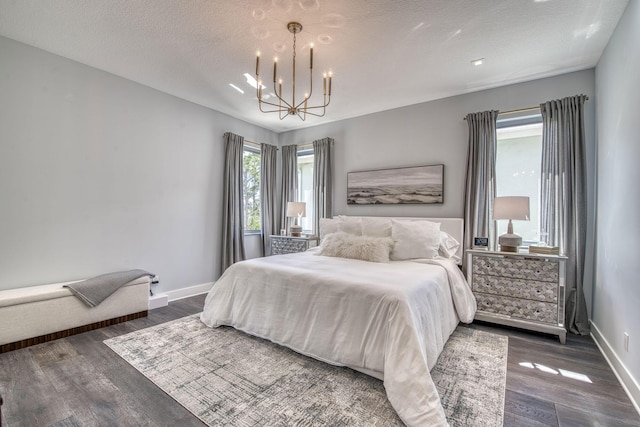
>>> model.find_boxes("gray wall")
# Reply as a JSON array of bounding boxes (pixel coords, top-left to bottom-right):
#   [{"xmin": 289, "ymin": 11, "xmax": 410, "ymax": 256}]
[
  {"xmin": 0, "ymin": 35, "xmax": 600, "ymax": 326},
  {"xmin": 279, "ymin": 70, "xmax": 595, "ymax": 216},
  {"xmin": 0, "ymin": 36, "xmax": 278, "ymax": 293},
  {"xmin": 279, "ymin": 70, "xmax": 597, "ymax": 313},
  {"xmin": 594, "ymin": 0, "xmax": 640, "ymax": 394}
]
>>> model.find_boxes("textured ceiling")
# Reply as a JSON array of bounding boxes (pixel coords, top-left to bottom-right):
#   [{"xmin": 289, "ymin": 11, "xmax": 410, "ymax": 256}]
[{"xmin": 0, "ymin": 0, "xmax": 628, "ymax": 133}]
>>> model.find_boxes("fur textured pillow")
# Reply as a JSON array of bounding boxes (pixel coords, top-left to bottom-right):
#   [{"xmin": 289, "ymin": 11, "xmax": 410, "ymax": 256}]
[{"xmin": 318, "ymin": 232, "xmax": 395, "ymax": 263}]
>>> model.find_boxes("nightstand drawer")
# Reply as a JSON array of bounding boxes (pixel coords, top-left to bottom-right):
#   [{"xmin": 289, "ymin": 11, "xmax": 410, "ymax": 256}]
[
  {"xmin": 272, "ymin": 238, "xmax": 308, "ymax": 254},
  {"xmin": 473, "ymin": 255, "xmax": 559, "ymax": 282},
  {"xmin": 473, "ymin": 275, "xmax": 557, "ymax": 303},
  {"xmin": 475, "ymin": 293, "xmax": 557, "ymax": 324},
  {"xmin": 270, "ymin": 235, "xmax": 318, "ymax": 255}
]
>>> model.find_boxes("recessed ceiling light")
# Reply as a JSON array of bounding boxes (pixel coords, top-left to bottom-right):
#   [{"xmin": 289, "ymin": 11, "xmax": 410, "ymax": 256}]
[
  {"xmin": 471, "ymin": 58, "xmax": 484, "ymax": 66},
  {"xmin": 229, "ymin": 83, "xmax": 244, "ymax": 94}
]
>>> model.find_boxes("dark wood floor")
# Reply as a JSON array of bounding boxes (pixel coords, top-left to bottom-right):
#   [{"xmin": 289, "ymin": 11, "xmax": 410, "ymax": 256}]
[{"xmin": 1, "ymin": 294, "xmax": 638, "ymax": 427}]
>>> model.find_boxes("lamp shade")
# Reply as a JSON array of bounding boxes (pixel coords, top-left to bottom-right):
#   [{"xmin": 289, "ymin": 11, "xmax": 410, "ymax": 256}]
[
  {"xmin": 493, "ymin": 196, "xmax": 530, "ymax": 221},
  {"xmin": 286, "ymin": 202, "xmax": 306, "ymax": 218}
]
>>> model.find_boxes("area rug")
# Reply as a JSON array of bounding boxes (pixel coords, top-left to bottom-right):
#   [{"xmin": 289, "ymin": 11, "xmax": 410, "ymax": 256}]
[{"xmin": 104, "ymin": 314, "xmax": 507, "ymax": 426}]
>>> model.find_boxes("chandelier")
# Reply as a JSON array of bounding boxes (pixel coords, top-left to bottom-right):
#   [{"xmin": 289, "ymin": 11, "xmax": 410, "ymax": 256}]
[{"xmin": 255, "ymin": 22, "xmax": 332, "ymax": 120}]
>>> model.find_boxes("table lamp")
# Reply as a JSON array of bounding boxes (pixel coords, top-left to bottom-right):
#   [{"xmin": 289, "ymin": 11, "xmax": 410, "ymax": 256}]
[
  {"xmin": 493, "ymin": 196, "xmax": 530, "ymax": 252},
  {"xmin": 286, "ymin": 202, "xmax": 306, "ymax": 237}
]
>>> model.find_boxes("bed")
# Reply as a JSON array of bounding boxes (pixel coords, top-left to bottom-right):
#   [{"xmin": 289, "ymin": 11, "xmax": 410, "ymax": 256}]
[{"xmin": 200, "ymin": 217, "xmax": 476, "ymax": 426}]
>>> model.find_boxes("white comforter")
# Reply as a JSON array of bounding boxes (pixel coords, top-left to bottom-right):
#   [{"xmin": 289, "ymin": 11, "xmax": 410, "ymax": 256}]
[{"xmin": 200, "ymin": 250, "xmax": 476, "ymax": 426}]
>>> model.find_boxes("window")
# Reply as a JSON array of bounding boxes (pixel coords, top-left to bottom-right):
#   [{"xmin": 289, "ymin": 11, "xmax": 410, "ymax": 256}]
[
  {"xmin": 243, "ymin": 143, "xmax": 261, "ymax": 233},
  {"xmin": 495, "ymin": 113, "xmax": 543, "ymax": 245},
  {"xmin": 297, "ymin": 147, "xmax": 314, "ymax": 233}
]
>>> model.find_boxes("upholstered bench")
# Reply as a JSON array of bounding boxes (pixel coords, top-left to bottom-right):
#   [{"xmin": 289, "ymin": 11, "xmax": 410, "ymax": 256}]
[{"xmin": 0, "ymin": 276, "xmax": 150, "ymax": 353}]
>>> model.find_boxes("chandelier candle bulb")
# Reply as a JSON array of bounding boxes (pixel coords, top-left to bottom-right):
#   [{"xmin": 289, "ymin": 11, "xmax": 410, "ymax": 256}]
[
  {"xmin": 329, "ymin": 75, "xmax": 332, "ymax": 95},
  {"xmin": 310, "ymin": 46, "xmax": 313, "ymax": 69},
  {"xmin": 273, "ymin": 58, "xmax": 277, "ymax": 83},
  {"xmin": 256, "ymin": 53, "xmax": 260, "ymax": 76},
  {"xmin": 323, "ymin": 74, "xmax": 327, "ymax": 95}
]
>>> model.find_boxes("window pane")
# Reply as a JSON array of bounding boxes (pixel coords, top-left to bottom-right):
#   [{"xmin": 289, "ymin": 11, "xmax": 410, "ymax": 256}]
[
  {"xmin": 298, "ymin": 152, "xmax": 314, "ymax": 233},
  {"xmin": 496, "ymin": 122, "xmax": 542, "ymax": 244},
  {"xmin": 243, "ymin": 148, "xmax": 261, "ymax": 232}
]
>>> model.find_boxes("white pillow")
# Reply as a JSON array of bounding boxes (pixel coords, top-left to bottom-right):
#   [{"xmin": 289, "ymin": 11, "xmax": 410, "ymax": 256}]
[
  {"xmin": 319, "ymin": 218, "xmax": 340, "ymax": 240},
  {"xmin": 439, "ymin": 231, "xmax": 461, "ymax": 261},
  {"xmin": 318, "ymin": 232, "xmax": 394, "ymax": 263},
  {"xmin": 390, "ymin": 219, "xmax": 441, "ymax": 260},
  {"xmin": 361, "ymin": 217, "xmax": 392, "ymax": 237},
  {"xmin": 337, "ymin": 216, "xmax": 363, "ymax": 235}
]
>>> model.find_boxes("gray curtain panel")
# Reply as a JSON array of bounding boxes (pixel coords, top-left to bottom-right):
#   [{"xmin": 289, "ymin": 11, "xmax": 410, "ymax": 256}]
[
  {"xmin": 540, "ymin": 94, "xmax": 590, "ymax": 335},
  {"xmin": 280, "ymin": 144, "xmax": 298, "ymax": 234},
  {"xmin": 312, "ymin": 137, "xmax": 334, "ymax": 235},
  {"xmin": 221, "ymin": 132, "xmax": 246, "ymax": 272},
  {"xmin": 463, "ymin": 110, "xmax": 499, "ymax": 271},
  {"xmin": 260, "ymin": 143, "xmax": 278, "ymax": 256}
]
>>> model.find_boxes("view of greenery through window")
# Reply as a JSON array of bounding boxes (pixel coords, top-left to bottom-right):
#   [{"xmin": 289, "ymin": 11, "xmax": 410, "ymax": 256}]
[
  {"xmin": 242, "ymin": 145, "xmax": 314, "ymax": 234},
  {"xmin": 243, "ymin": 148, "xmax": 261, "ymax": 232}
]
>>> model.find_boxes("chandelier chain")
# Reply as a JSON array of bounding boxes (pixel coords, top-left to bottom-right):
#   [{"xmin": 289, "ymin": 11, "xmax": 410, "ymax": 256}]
[{"xmin": 293, "ymin": 32, "xmax": 296, "ymax": 62}]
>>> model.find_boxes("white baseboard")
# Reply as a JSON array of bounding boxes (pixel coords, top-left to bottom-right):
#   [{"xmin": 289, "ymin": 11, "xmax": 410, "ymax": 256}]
[
  {"xmin": 148, "ymin": 293, "xmax": 169, "ymax": 310},
  {"xmin": 165, "ymin": 282, "xmax": 213, "ymax": 302},
  {"xmin": 590, "ymin": 320, "xmax": 640, "ymax": 415}
]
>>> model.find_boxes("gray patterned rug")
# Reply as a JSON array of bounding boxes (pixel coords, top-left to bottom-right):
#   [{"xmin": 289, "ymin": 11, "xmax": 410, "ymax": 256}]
[{"xmin": 104, "ymin": 315, "xmax": 507, "ymax": 426}]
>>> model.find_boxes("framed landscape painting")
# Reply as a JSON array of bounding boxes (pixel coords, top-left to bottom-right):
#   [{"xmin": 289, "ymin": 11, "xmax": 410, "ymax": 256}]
[{"xmin": 347, "ymin": 164, "xmax": 444, "ymax": 205}]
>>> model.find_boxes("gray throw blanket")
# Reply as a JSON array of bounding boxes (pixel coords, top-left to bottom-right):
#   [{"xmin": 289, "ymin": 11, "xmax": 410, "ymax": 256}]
[{"xmin": 63, "ymin": 269, "xmax": 153, "ymax": 308}]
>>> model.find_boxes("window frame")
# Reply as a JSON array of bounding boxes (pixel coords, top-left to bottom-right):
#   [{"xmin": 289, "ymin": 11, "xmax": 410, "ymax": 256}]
[
  {"xmin": 297, "ymin": 146, "xmax": 314, "ymax": 234},
  {"xmin": 242, "ymin": 141, "xmax": 262, "ymax": 235},
  {"xmin": 495, "ymin": 111, "xmax": 543, "ymax": 246}
]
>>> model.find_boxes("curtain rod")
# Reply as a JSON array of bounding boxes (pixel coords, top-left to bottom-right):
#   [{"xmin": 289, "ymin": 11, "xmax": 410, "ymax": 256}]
[
  {"xmin": 463, "ymin": 96, "xmax": 589, "ymax": 120},
  {"xmin": 245, "ymin": 140, "xmax": 315, "ymax": 151},
  {"xmin": 245, "ymin": 140, "xmax": 282, "ymax": 150}
]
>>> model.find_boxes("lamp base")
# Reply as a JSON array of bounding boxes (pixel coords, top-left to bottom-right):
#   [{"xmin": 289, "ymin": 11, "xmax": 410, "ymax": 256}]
[
  {"xmin": 499, "ymin": 233, "xmax": 522, "ymax": 253},
  {"xmin": 290, "ymin": 225, "xmax": 302, "ymax": 237}
]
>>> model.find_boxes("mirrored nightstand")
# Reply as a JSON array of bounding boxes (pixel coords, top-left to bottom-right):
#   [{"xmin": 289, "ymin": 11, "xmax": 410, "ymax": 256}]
[
  {"xmin": 270, "ymin": 235, "xmax": 318, "ymax": 255},
  {"xmin": 467, "ymin": 249, "xmax": 567, "ymax": 344}
]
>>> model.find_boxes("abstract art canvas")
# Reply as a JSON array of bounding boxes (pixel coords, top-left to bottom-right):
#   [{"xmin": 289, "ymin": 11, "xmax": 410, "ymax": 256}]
[{"xmin": 347, "ymin": 164, "xmax": 444, "ymax": 205}]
